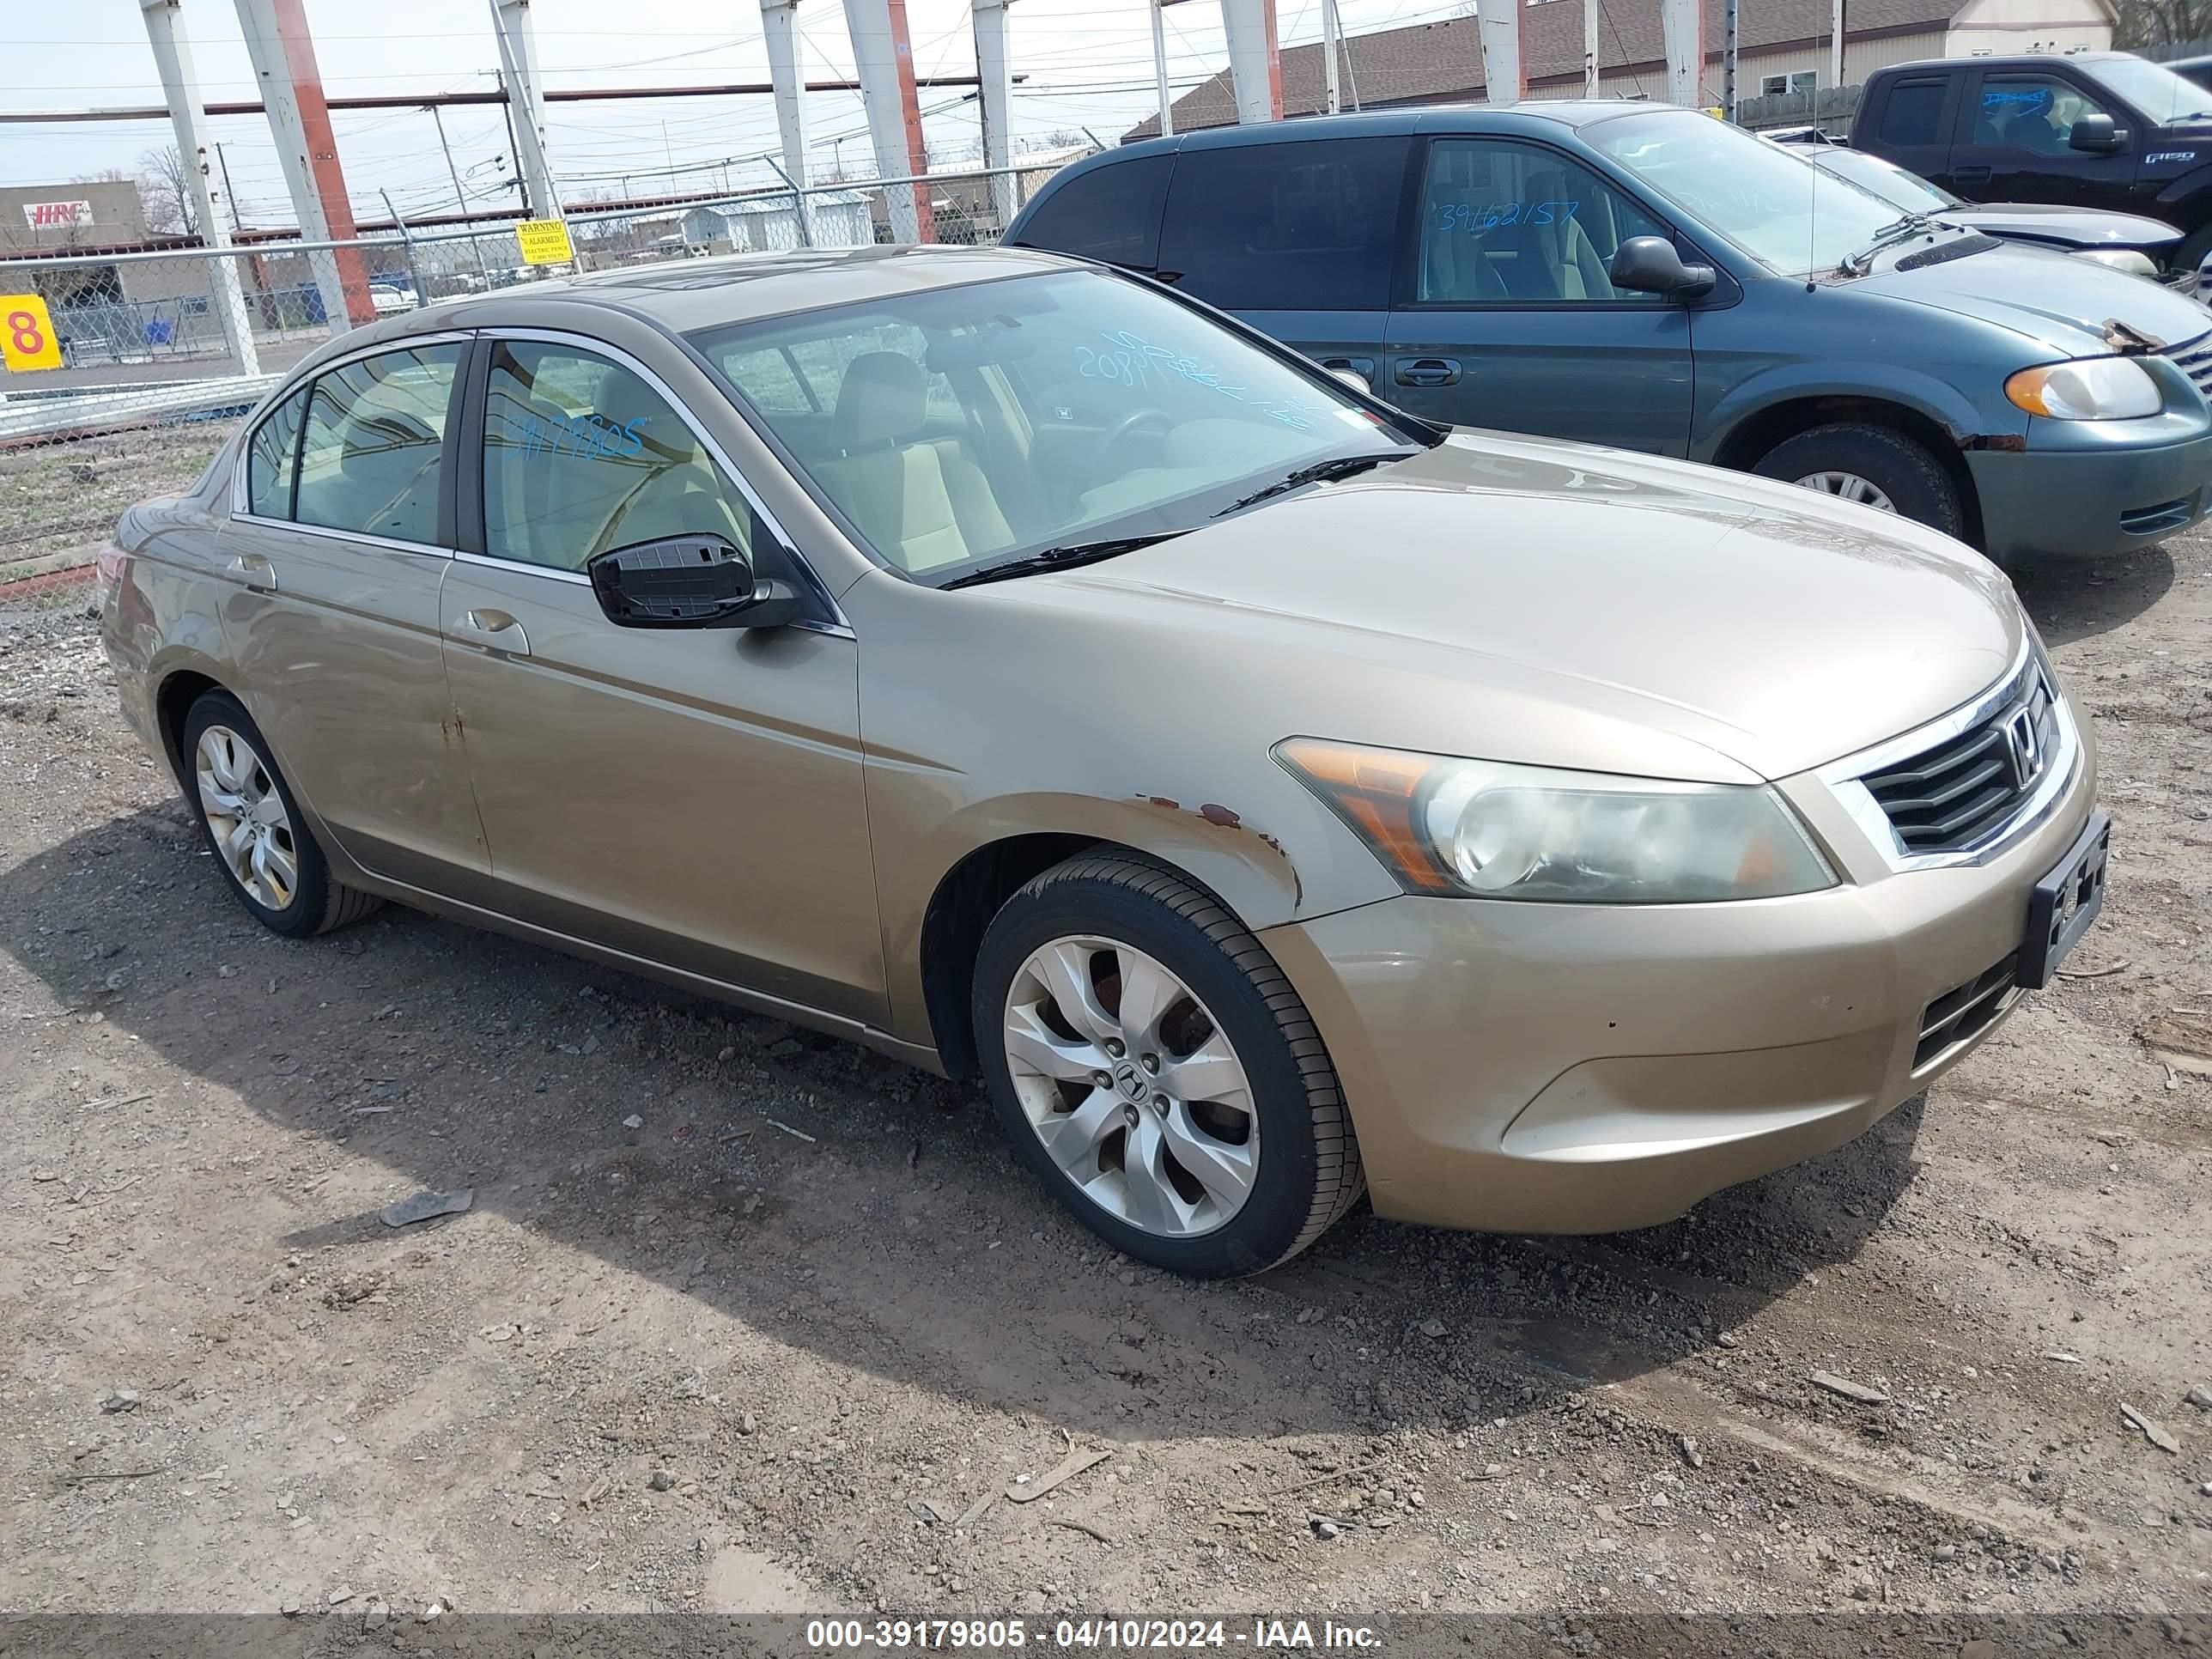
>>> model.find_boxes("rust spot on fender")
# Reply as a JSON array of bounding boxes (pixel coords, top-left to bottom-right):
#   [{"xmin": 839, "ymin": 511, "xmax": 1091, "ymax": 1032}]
[{"xmin": 1197, "ymin": 803, "xmax": 1241, "ymax": 828}]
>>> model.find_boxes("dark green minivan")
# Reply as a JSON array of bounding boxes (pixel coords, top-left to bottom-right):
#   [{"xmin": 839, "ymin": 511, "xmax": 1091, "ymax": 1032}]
[{"xmin": 1006, "ymin": 102, "xmax": 2212, "ymax": 562}]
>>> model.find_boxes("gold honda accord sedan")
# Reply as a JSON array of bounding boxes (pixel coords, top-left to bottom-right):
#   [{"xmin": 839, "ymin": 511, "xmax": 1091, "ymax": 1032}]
[{"xmin": 101, "ymin": 246, "xmax": 2108, "ymax": 1275}]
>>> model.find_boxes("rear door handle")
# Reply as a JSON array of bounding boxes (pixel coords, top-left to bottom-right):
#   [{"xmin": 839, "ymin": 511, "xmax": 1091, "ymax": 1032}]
[
  {"xmin": 1319, "ymin": 355, "xmax": 1376, "ymax": 376},
  {"xmin": 223, "ymin": 552, "xmax": 277, "ymax": 592},
  {"xmin": 452, "ymin": 609, "xmax": 531, "ymax": 656},
  {"xmin": 1395, "ymin": 357, "xmax": 1462, "ymax": 388}
]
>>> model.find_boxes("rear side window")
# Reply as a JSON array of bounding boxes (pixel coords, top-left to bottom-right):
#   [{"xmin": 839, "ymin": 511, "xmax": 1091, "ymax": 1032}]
[
  {"xmin": 294, "ymin": 344, "xmax": 463, "ymax": 545},
  {"xmin": 1011, "ymin": 155, "xmax": 1171, "ymax": 269},
  {"xmin": 246, "ymin": 386, "xmax": 307, "ymax": 519},
  {"xmin": 1879, "ymin": 80, "xmax": 1950, "ymax": 147},
  {"xmin": 1158, "ymin": 138, "xmax": 1409, "ymax": 312}
]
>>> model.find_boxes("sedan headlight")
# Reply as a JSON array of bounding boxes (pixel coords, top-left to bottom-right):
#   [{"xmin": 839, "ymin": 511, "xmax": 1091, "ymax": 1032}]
[
  {"xmin": 2004, "ymin": 355, "xmax": 2162, "ymax": 420},
  {"xmin": 1275, "ymin": 740, "xmax": 1836, "ymax": 904},
  {"xmin": 2070, "ymin": 247, "xmax": 2159, "ymax": 278}
]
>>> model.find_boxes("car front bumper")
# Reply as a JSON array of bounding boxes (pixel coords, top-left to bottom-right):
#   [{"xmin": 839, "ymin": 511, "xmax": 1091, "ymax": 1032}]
[
  {"xmin": 1969, "ymin": 421, "xmax": 2212, "ymax": 562},
  {"xmin": 1258, "ymin": 730, "xmax": 2101, "ymax": 1235}
]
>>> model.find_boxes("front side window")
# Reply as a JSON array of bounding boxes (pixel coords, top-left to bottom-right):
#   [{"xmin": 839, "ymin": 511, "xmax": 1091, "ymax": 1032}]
[
  {"xmin": 1158, "ymin": 138, "xmax": 1408, "ymax": 312},
  {"xmin": 246, "ymin": 385, "xmax": 307, "ymax": 519},
  {"xmin": 695, "ymin": 268, "xmax": 1421, "ymax": 584},
  {"xmin": 1415, "ymin": 138, "xmax": 1668, "ymax": 304},
  {"xmin": 1972, "ymin": 75, "xmax": 2107, "ymax": 152},
  {"xmin": 481, "ymin": 341, "xmax": 760, "ymax": 571},
  {"xmin": 294, "ymin": 343, "xmax": 462, "ymax": 544},
  {"xmin": 1009, "ymin": 155, "xmax": 1172, "ymax": 270}
]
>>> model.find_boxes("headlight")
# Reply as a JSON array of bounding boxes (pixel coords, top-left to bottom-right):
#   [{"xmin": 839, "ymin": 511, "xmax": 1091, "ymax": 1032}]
[
  {"xmin": 1274, "ymin": 740, "xmax": 1837, "ymax": 904},
  {"xmin": 2005, "ymin": 355, "xmax": 2162, "ymax": 420},
  {"xmin": 2070, "ymin": 247, "xmax": 2158, "ymax": 277}
]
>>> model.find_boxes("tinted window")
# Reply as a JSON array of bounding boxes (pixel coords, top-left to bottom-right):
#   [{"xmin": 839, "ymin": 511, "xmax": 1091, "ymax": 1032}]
[
  {"xmin": 482, "ymin": 341, "xmax": 761, "ymax": 572},
  {"xmin": 1415, "ymin": 138, "xmax": 1668, "ymax": 304},
  {"xmin": 246, "ymin": 386, "xmax": 307, "ymax": 519},
  {"xmin": 294, "ymin": 344, "xmax": 461, "ymax": 544},
  {"xmin": 1972, "ymin": 75, "xmax": 2106, "ymax": 151},
  {"xmin": 1156, "ymin": 138, "xmax": 1407, "ymax": 312},
  {"xmin": 1879, "ymin": 80, "xmax": 1948, "ymax": 147},
  {"xmin": 1010, "ymin": 155, "xmax": 1171, "ymax": 269}
]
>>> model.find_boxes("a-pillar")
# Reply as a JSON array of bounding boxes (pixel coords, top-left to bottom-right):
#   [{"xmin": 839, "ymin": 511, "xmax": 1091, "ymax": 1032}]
[
  {"xmin": 231, "ymin": 0, "xmax": 373, "ymax": 331},
  {"xmin": 140, "ymin": 0, "xmax": 258, "ymax": 374},
  {"xmin": 1661, "ymin": 0, "xmax": 1709, "ymax": 106},
  {"xmin": 489, "ymin": 0, "xmax": 562, "ymax": 222},
  {"xmin": 761, "ymin": 0, "xmax": 817, "ymax": 246},
  {"xmin": 1219, "ymin": 0, "xmax": 1282, "ymax": 125},
  {"xmin": 842, "ymin": 0, "xmax": 934, "ymax": 241},
  {"xmin": 1479, "ymin": 0, "xmax": 1527, "ymax": 102},
  {"xmin": 972, "ymin": 0, "xmax": 1015, "ymax": 230}
]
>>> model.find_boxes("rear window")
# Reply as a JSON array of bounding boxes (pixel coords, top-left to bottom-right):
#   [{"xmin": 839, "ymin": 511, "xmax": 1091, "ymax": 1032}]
[
  {"xmin": 1880, "ymin": 80, "xmax": 1949, "ymax": 147},
  {"xmin": 1010, "ymin": 155, "xmax": 1171, "ymax": 270},
  {"xmin": 1158, "ymin": 137, "xmax": 1408, "ymax": 312}
]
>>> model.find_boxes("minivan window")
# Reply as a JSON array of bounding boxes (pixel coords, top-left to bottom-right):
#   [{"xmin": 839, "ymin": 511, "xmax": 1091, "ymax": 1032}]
[
  {"xmin": 1416, "ymin": 137, "xmax": 1668, "ymax": 303},
  {"xmin": 1009, "ymin": 155, "xmax": 1172, "ymax": 269},
  {"xmin": 1878, "ymin": 80, "xmax": 1949, "ymax": 147},
  {"xmin": 2079, "ymin": 54, "xmax": 2212, "ymax": 124},
  {"xmin": 246, "ymin": 386, "xmax": 307, "ymax": 520},
  {"xmin": 1590, "ymin": 108, "xmax": 1906, "ymax": 276},
  {"xmin": 294, "ymin": 343, "xmax": 462, "ymax": 545},
  {"xmin": 696, "ymin": 269, "xmax": 1417, "ymax": 585},
  {"xmin": 481, "ymin": 341, "xmax": 759, "ymax": 571},
  {"xmin": 1157, "ymin": 137, "xmax": 1408, "ymax": 311}
]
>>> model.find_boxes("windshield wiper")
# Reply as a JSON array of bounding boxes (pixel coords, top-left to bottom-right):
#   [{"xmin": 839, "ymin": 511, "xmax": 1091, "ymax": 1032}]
[
  {"xmin": 1212, "ymin": 450, "xmax": 1407, "ymax": 518},
  {"xmin": 941, "ymin": 532, "xmax": 1181, "ymax": 591},
  {"xmin": 1839, "ymin": 213, "xmax": 1942, "ymax": 276}
]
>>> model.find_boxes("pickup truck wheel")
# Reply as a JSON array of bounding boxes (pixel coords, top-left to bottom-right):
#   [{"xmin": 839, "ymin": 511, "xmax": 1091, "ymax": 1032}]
[
  {"xmin": 1753, "ymin": 422, "xmax": 1966, "ymax": 541},
  {"xmin": 972, "ymin": 853, "xmax": 1364, "ymax": 1277},
  {"xmin": 2175, "ymin": 221, "xmax": 2212, "ymax": 283}
]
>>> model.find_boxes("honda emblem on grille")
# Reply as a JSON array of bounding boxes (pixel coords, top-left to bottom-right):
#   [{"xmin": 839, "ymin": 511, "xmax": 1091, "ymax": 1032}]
[{"xmin": 2002, "ymin": 708, "xmax": 2041, "ymax": 788}]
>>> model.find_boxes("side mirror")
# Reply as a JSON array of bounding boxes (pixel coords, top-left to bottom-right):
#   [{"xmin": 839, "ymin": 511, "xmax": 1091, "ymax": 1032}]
[
  {"xmin": 586, "ymin": 534, "xmax": 805, "ymax": 630},
  {"xmin": 2069, "ymin": 113, "xmax": 2126, "ymax": 154},
  {"xmin": 1608, "ymin": 235, "xmax": 1717, "ymax": 301}
]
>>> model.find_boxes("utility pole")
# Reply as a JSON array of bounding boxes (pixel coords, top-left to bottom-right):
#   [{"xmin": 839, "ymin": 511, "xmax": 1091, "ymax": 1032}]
[
  {"xmin": 1830, "ymin": 0, "xmax": 1846, "ymax": 104},
  {"xmin": 488, "ymin": 0, "xmax": 561, "ymax": 220},
  {"xmin": 431, "ymin": 104, "xmax": 495, "ymax": 288},
  {"xmin": 140, "ymin": 0, "xmax": 257, "ymax": 374},
  {"xmin": 494, "ymin": 69, "xmax": 526, "ymax": 204},
  {"xmin": 1151, "ymin": 0, "xmax": 1175, "ymax": 137},
  {"xmin": 1723, "ymin": 0, "xmax": 1738, "ymax": 117},
  {"xmin": 1583, "ymin": 0, "xmax": 1599, "ymax": 94},
  {"xmin": 662, "ymin": 118, "xmax": 677, "ymax": 182},
  {"xmin": 1321, "ymin": 0, "xmax": 1341, "ymax": 114}
]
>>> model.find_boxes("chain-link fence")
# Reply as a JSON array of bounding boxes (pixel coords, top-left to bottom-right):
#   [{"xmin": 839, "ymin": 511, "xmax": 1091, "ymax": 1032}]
[{"xmin": 0, "ymin": 160, "xmax": 1074, "ymax": 608}]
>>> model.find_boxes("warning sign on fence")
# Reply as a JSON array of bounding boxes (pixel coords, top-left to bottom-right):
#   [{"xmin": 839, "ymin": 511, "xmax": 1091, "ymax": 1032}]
[
  {"xmin": 515, "ymin": 219, "xmax": 575, "ymax": 267},
  {"xmin": 0, "ymin": 295, "xmax": 62, "ymax": 372}
]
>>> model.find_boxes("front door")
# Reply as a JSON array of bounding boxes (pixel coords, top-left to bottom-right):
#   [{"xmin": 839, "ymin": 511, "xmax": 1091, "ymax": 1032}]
[
  {"xmin": 1384, "ymin": 137, "xmax": 1695, "ymax": 455},
  {"xmin": 219, "ymin": 338, "xmax": 489, "ymax": 892},
  {"xmin": 441, "ymin": 333, "xmax": 883, "ymax": 1022},
  {"xmin": 1955, "ymin": 69, "xmax": 2135, "ymax": 205}
]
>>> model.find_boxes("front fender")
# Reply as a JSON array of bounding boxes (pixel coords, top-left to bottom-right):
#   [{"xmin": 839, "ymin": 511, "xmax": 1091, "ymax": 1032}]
[{"xmin": 1694, "ymin": 361, "xmax": 2002, "ymax": 466}]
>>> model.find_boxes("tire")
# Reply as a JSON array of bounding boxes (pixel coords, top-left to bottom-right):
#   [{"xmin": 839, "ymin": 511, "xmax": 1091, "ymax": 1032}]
[
  {"xmin": 1751, "ymin": 422, "xmax": 1967, "ymax": 543},
  {"xmin": 179, "ymin": 690, "xmax": 381, "ymax": 939},
  {"xmin": 971, "ymin": 852, "xmax": 1364, "ymax": 1277},
  {"xmin": 2174, "ymin": 220, "xmax": 2212, "ymax": 282}
]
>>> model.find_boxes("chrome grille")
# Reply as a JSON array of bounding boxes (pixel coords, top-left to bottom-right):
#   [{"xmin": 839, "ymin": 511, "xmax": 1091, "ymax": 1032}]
[
  {"xmin": 2166, "ymin": 331, "xmax": 2212, "ymax": 401},
  {"xmin": 1859, "ymin": 661, "xmax": 2060, "ymax": 856}
]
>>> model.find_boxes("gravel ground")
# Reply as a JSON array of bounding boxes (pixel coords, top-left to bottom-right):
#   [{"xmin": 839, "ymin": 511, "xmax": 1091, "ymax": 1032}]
[{"xmin": 0, "ymin": 534, "xmax": 2207, "ymax": 1640}]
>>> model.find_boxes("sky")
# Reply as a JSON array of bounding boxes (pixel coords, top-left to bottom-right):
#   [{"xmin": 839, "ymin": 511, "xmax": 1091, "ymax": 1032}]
[{"xmin": 3, "ymin": 0, "xmax": 1474, "ymax": 229}]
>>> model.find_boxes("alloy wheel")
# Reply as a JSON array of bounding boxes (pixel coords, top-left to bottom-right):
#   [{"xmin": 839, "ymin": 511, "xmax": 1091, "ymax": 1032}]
[
  {"xmin": 1792, "ymin": 470, "xmax": 1897, "ymax": 512},
  {"xmin": 1001, "ymin": 935, "xmax": 1259, "ymax": 1238},
  {"xmin": 195, "ymin": 724, "xmax": 299, "ymax": 912}
]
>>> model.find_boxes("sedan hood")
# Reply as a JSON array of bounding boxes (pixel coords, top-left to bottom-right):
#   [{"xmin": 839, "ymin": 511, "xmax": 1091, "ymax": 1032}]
[
  {"xmin": 1946, "ymin": 203, "xmax": 2182, "ymax": 252},
  {"xmin": 1017, "ymin": 436, "xmax": 2022, "ymax": 784},
  {"xmin": 1856, "ymin": 240, "xmax": 2210, "ymax": 355}
]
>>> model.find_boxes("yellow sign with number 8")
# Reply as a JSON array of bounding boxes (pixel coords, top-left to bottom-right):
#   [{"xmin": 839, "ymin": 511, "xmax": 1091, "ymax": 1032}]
[{"xmin": 1, "ymin": 295, "xmax": 64, "ymax": 371}]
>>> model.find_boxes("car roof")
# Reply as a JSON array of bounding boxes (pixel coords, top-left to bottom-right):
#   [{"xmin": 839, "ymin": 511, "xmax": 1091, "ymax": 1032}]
[
  {"xmin": 1878, "ymin": 50, "xmax": 2139, "ymax": 72},
  {"xmin": 1098, "ymin": 98, "xmax": 1696, "ymax": 163}
]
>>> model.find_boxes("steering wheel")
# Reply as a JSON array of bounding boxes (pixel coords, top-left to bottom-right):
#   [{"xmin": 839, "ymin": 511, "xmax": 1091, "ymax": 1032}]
[{"xmin": 1093, "ymin": 407, "xmax": 1175, "ymax": 472}]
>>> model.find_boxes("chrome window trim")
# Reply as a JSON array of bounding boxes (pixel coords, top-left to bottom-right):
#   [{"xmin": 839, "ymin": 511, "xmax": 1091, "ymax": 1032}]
[
  {"xmin": 1816, "ymin": 633, "xmax": 2082, "ymax": 872},
  {"xmin": 478, "ymin": 326, "xmax": 851, "ymax": 633},
  {"xmin": 228, "ymin": 510, "xmax": 457, "ymax": 561},
  {"xmin": 448, "ymin": 547, "xmax": 856, "ymax": 640}
]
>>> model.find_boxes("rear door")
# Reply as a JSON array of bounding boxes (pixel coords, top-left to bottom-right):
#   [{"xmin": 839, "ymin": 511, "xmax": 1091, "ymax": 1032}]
[
  {"xmin": 1154, "ymin": 136, "xmax": 1411, "ymax": 389},
  {"xmin": 1863, "ymin": 71, "xmax": 1961, "ymax": 189},
  {"xmin": 1954, "ymin": 66, "xmax": 2136, "ymax": 205},
  {"xmin": 1383, "ymin": 134, "xmax": 1694, "ymax": 453}
]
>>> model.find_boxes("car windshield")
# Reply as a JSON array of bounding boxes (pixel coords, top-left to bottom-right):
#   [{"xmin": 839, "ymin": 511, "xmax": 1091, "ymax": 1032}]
[
  {"xmin": 690, "ymin": 269, "xmax": 1420, "ymax": 586},
  {"xmin": 1590, "ymin": 109, "xmax": 1914, "ymax": 276},
  {"xmin": 1804, "ymin": 147, "xmax": 1963, "ymax": 213},
  {"xmin": 2080, "ymin": 55, "xmax": 2212, "ymax": 124}
]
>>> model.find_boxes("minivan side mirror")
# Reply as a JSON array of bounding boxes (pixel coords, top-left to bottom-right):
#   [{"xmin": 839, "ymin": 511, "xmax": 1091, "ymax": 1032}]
[
  {"xmin": 1608, "ymin": 235, "xmax": 1717, "ymax": 301},
  {"xmin": 586, "ymin": 534, "xmax": 805, "ymax": 630},
  {"xmin": 2069, "ymin": 112, "xmax": 2126, "ymax": 154}
]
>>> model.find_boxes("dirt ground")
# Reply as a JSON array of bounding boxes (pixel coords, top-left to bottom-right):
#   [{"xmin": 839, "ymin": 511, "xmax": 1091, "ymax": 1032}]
[{"xmin": 1, "ymin": 530, "xmax": 2208, "ymax": 1642}]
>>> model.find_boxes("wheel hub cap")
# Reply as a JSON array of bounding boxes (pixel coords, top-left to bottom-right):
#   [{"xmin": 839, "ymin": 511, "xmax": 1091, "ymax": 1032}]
[
  {"xmin": 1002, "ymin": 935, "xmax": 1259, "ymax": 1239},
  {"xmin": 1792, "ymin": 470, "xmax": 1897, "ymax": 513},
  {"xmin": 194, "ymin": 724, "xmax": 298, "ymax": 912}
]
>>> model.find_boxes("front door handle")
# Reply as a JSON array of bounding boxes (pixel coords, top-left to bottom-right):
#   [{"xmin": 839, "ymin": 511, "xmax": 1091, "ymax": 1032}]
[
  {"xmin": 1319, "ymin": 355, "xmax": 1376, "ymax": 376},
  {"xmin": 223, "ymin": 552, "xmax": 277, "ymax": 592},
  {"xmin": 1395, "ymin": 357, "xmax": 1462, "ymax": 388},
  {"xmin": 453, "ymin": 609, "xmax": 531, "ymax": 656}
]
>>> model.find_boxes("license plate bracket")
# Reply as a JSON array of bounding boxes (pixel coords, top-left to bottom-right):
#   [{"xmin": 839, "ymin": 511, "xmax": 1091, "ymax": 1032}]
[{"xmin": 2016, "ymin": 810, "xmax": 2111, "ymax": 990}]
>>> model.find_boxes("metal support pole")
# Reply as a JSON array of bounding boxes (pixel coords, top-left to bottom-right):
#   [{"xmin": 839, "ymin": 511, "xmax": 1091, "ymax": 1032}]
[
  {"xmin": 232, "ymin": 0, "xmax": 373, "ymax": 331},
  {"xmin": 379, "ymin": 188, "xmax": 428, "ymax": 301},
  {"xmin": 1321, "ymin": 0, "xmax": 1341, "ymax": 115},
  {"xmin": 1660, "ymin": 0, "xmax": 1707, "ymax": 107},
  {"xmin": 1723, "ymin": 0, "xmax": 1738, "ymax": 118},
  {"xmin": 1830, "ymin": 0, "xmax": 1846, "ymax": 102},
  {"xmin": 1479, "ymin": 0, "xmax": 1526, "ymax": 103},
  {"xmin": 761, "ymin": 0, "xmax": 816, "ymax": 245},
  {"xmin": 972, "ymin": 0, "xmax": 1016, "ymax": 228},
  {"xmin": 140, "ymin": 0, "xmax": 258, "ymax": 374},
  {"xmin": 1218, "ymin": 0, "xmax": 1282, "ymax": 125},
  {"xmin": 488, "ymin": 0, "xmax": 561, "ymax": 220},
  {"xmin": 432, "ymin": 105, "xmax": 496, "ymax": 289},
  {"xmin": 763, "ymin": 155, "xmax": 813, "ymax": 249},
  {"xmin": 1584, "ymin": 0, "xmax": 1600, "ymax": 94},
  {"xmin": 1151, "ymin": 0, "xmax": 1175, "ymax": 137},
  {"xmin": 841, "ymin": 0, "xmax": 934, "ymax": 240}
]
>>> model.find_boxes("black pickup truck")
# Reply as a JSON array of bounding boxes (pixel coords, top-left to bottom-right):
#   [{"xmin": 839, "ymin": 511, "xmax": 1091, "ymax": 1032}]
[{"xmin": 1851, "ymin": 52, "xmax": 2212, "ymax": 272}]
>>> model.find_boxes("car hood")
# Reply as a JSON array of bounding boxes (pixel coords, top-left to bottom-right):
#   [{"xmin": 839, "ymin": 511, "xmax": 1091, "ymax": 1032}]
[
  {"xmin": 1012, "ymin": 435, "xmax": 2022, "ymax": 785},
  {"xmin": 1945, "ymin": 203, "xmax": 2182, "ymax": 251},
  {"xmin": 1854, "ymin": 240, "xmax": 2210, "ymax": 354}
]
